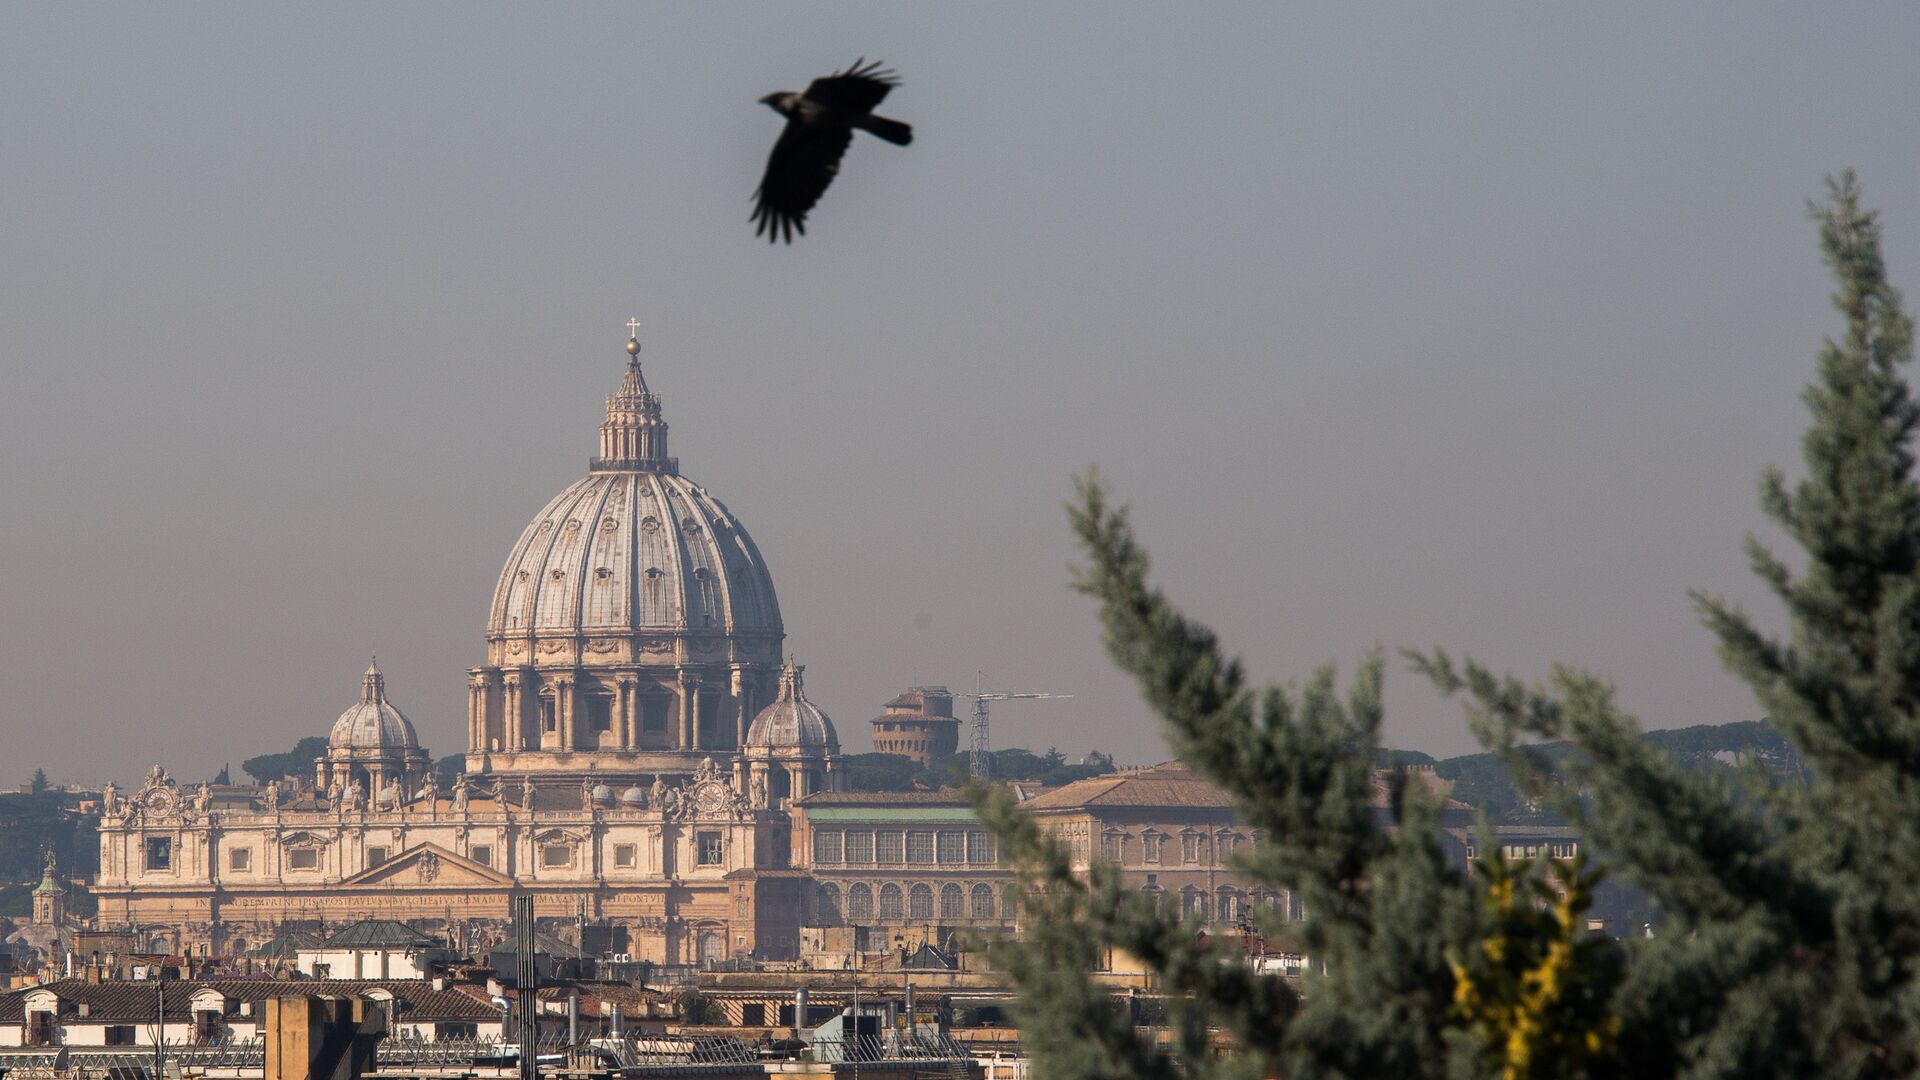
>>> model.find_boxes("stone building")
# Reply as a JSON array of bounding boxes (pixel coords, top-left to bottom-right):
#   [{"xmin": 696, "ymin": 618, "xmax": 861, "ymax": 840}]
[
  {"xmin": 866, "ymin": 687, "xmax": 960, "ymax": 767},
  {"xmin": 788, "ymin": 791, "xmax": 1017, "ymax": 961},
  {"xmin": 1017, "ymin": 763, "xmax": 1285, "ymax": 926},
  {"xmin": 91, "ymin": 332, "xmax": 842, "ymax": 964}
]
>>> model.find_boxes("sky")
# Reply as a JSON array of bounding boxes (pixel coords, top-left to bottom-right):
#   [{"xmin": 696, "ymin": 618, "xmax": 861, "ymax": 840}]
[{"xmin": 3, "ymin": 4, "xmax": 1920, "ymax": 787}]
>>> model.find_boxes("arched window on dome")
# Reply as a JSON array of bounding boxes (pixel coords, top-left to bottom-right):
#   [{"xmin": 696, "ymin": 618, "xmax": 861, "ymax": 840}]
[
  {"xmin": 878, "ymin": 883, "xmax": 904, "ymax": 920},
  {"xmin": 970, "ymin": 883, "xmax": 996, "ymax": 920},
  {"xmin": 846, "ymin": 883, "xmax": 873, "ymax": 921},
  {"xmin": 940, "ymin": 883, "xmax": 964, "ymax": 920},
  {"xmin": 909, "ymin": 883, "xmax": 934, "ymax": 920}
]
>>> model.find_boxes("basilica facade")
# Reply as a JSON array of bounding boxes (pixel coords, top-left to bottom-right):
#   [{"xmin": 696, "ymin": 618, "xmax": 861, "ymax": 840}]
[{"xmin": 92, "ymin": 334, "xmax": 841, "ymax": 964}]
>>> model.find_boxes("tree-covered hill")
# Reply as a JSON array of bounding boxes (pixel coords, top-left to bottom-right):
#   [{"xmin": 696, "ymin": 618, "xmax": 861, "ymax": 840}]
[{"xmin": 1381, "ymin": 719, "xmax": 1801, "ymax": 822}]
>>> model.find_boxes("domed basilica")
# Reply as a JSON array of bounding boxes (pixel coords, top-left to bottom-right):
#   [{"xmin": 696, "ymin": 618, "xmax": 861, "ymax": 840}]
[{"xmin": 92, "ymin": 332, "xmax": 842, "ymax": 964}]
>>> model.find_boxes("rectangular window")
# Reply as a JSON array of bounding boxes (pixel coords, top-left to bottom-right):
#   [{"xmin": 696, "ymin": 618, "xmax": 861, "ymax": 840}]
[
  {"xmin": 588, "ymin": 695, "xmax": 613, "ymax": 732},
  {"xmin": 642, "ymin": 697, "xmax": 670, "ymax": 732},
  {"xmin": 1102, "ymin": 834, "xmax": 1123, "ymax": 862},
  {"xmin": 1182, "ymin": 834, "xmax": 1200, "ymax": 864},
  {"xmin": 906, "ymin": 830, "xmax": 934, "ymax": 864},
  {"xmin": 966, "ymin": 830, "xmax": 995, "ymax": 865},
  {"xmin": 814, "ymin": 830, "xmax": 843, "ymax": 865},
  {"xmin": 697, "ymin": 831, "xmax": 724, "ymax": 866},
  {"xmin": 145, "ymin": 836, "xmax": 173, "ymax": 871},
  {"xmin": 1143, "ymin": 833, "xmax": 1161, "ymax": 864},
  {"xmin": 105, "ymin": 1025, "xmax": 137, "ymax": 1046},
  {"xmin": 542, "ymin": 844, "xmax": 571, "ymax": 868},
  {"xmin": 614, "ymin": 843, "xmax": 636, "ymax": 868},
  {"xmin": 845, "ymin": 831, "xmax": 874, "ymax": 865},
  {"xmin": 471, "ymin": 844, "xmax": 493, "ymax": 867},
  {"xmin": 936, "ymin": 831, "xmax": 964, "ymax": 865},
  {"xmin": 876, "ymin": 831, "xmax": 904, "ymax": 865},
  {"xmin": 288, "ymin": 848, "xmax": 319, "ymax": 870},
  {"xmin": 228, "ymin": 848, "xmax": 251, "ymax": 871},
  {"xmin": 542, "ymin": 698, "xmax": 557, "ymax": 733},
  {"xmin": 435, "ymin": 1022, "xmax": 478, "ymax": 1040},
  {"xmin": 366, "ymin": 846, "xmax": 389, "ymax": 868}
]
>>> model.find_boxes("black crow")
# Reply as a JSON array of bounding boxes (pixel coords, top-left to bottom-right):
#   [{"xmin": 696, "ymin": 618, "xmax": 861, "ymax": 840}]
[{"xmin": 752, "ymin": 59, "xmax": 913, "ymax": 243}]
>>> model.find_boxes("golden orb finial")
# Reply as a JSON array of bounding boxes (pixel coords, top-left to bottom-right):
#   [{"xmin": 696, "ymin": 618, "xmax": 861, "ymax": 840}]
[{"xmin": 627, "ymin": 337, "xmax": 640, "ymax": 356}]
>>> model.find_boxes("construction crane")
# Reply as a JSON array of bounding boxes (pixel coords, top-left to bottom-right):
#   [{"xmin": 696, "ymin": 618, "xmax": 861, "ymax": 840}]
[{"xmin": 959, "ymin": 674, "xmax": 1072, "ymax": 779}]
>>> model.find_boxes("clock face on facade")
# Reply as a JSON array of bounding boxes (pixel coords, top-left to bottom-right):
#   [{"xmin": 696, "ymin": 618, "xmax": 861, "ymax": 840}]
[
  {"xmin": 693, "ymin": 781, "xmax": 727, "ymax": 815},
  {"xmin": 144, "ymin": 786, "xmax": 180, "ymax": 816}
]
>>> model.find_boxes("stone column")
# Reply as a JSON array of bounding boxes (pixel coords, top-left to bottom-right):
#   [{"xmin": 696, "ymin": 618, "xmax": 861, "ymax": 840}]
[
  {"xmin": 732, "ymin": 667, "xmax": 749, "ymax": 748},
  {"xmin": 616, "ymin": 678, "xmax": 633, "ymax": 749},
  {"xmin": 505, "ymin": 675, "xmax": 523, "ymax": 751},
  {"xmin": 678, "ymin": 672, "xmax": 692, "ymax": 749},
  {"xmin": 690, "ymin": 680, "xmax": 703, "ymax": 751}
]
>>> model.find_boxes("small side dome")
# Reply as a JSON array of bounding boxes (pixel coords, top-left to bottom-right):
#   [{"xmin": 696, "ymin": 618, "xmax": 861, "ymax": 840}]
[
  {"xmin": 619, "ymin": 785, "xmax": 647, "ymax": 807},
  {"xmin": 746, "ymin": 660, "xmax": 839, "ymax": 750},
  {"xmin": 328, "ymin": 660, "xmax": 421, "ymax": 751},
  {"xmin": 590, "ymin": 783, "xmax": 615, "ymax": 807}
]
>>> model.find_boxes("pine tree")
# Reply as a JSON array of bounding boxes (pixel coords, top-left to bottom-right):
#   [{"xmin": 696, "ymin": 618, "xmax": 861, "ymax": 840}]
[
  {"xmin": 981, "ymin": 174, "xmax": 1917, "ymax": 1078},
  {"xmin": 29, "ymin": 768, "xmax": 48, "ymax": 796},
  {"xmin": 976, "ymin": 474, "xmax": 1623, "ymax": 1079}
]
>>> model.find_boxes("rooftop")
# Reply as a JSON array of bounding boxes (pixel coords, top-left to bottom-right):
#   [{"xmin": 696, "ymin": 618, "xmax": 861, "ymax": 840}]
[
  {"xmin": 322, "ymin": 918, "xmax": 446, "ymax": 950},
  {"xmin": 0, "ymin": 979, "xmax": 498, "ymax": 1023},
  {"xmin": 1019, "ymin": 762, "xmax": 1235, "ymax": 811}
]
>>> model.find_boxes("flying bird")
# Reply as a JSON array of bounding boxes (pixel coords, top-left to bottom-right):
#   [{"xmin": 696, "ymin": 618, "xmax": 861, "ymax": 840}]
[{"xmin": 752, "ymin": 58, "xmax": 913, "ymax": 243}]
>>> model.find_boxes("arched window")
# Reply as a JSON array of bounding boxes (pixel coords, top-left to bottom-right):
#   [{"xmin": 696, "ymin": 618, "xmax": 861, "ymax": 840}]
[
  {"xmin": 847, "ymin": 883, "xmax": 873, "ymax": 920},
  {"xmin": 1182, "ymin": 887, "xmax": 1207, "ymax": 921},
  {"xmin": 970, "ymin": 883, "xmax": 996, "ymax": 920},
  {"xmin": 940, "ymin": 883, "xmax": 964, "ymax": 920},
  {"xmin": 909, "ymin": 883, "xmax": 934, "ymax": 919},
  {"xmin": 1217, "ymin": 886, "xmax": 1241, "ymax": 923},
  {"xmin": 879, "ymin": 883, "xmax": 904, "ymax": 920},
  {"xmin": 817, "ymin": 883, "xmax": 841, "ymax": 922}
]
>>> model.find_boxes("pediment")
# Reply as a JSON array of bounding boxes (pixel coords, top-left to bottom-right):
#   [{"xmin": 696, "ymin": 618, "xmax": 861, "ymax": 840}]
[{"xmin": 338, "ymin": 842, "xmax": 513, "ymax": 888}]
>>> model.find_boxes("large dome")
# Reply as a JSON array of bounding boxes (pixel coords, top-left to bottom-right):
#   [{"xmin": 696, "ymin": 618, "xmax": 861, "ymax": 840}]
[
  {"xmin": 466, "ymin": 335, "xmax": 790, "ymax": 782},
  {"xmin": 488, "ymin": 472, "xmax": 780, "ymax": 640}
]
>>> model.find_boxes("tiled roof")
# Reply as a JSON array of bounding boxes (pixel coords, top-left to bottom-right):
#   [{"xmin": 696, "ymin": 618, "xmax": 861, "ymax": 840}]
[
  {"xmin": 1019, "ymin": 763, "xmax": 1235, "ymax": 811},
  {"xmin": 0, "ymin": 979, "xmax": 498, "ymax": 1024},
  {"xmin": 248, "ymin": 930, "xmax": 324, "ymax": 959},
  {"xmin": 323, "ymin": 919, "xmax": 445, "ymax": 950}
]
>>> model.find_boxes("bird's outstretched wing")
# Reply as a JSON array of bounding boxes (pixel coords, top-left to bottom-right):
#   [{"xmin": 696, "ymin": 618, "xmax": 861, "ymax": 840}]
[
  {"xmin": 803, "ymin": 57, "xmax": 898, "ymax": 114},
  {"xmin": 751, "ymin": 120, "xmax": 855, "ymax": 243}
]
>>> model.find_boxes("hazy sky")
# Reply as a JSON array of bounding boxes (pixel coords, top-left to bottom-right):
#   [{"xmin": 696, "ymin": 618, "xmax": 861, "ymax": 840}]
[{"xmin": 4, "ymin": 4, "xmax": 1919, "ymax": 787}]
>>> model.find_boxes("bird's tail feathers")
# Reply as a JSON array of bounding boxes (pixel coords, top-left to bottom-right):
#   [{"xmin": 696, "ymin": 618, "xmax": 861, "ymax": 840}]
[{"xmin": 856, "ymin": 114, "xmax": 913, "ymax": 146}]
